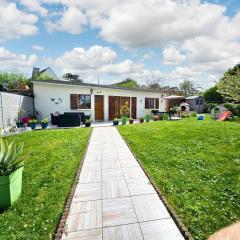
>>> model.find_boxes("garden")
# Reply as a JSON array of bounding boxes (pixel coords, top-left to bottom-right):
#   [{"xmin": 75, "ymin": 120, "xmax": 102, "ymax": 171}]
[
  {"xmin": 118, "ymin": 116, "xmax": 240, "ymax": 239},
  {"xmin": 0, "ymin": 128, "xmax": 91, "ymax": 240}
]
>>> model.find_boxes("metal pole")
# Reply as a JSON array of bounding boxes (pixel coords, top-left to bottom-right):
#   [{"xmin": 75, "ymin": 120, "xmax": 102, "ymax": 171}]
[{"xmin": 0, "ymin": 91, "xmax": 4, "ymax": 129}]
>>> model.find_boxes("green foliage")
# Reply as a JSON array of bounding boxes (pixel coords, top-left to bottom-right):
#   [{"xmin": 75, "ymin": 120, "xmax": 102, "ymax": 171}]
[
  {"xmin": 153, "ymin": 115, "xmax": 160, "ymax": 121},
  {"xmin": 118, "ymin": 118, "xmax": 240, "ymax": 240},
  {"xmin": 121, "ymin": 116, "xmax": 128, "ymax": 125},
  {"xmin": 191, "ymin": 112, "xmax": 197, "ymax": 117},
  {"xmin": 40, "ymin": 118, "xmax": 49, "ymax": 124},
  {"xmin": 0, "ymin": 128, "xmax": 91, "ymax": 239},
  {"xmin": 163, "ymin": 113, "xmax": 169, "ymax": 120},
  {"xmin": 217, "ymin": 65, "xmax": 240, "ymax": 101},
  {"xmin": 113, "ymin": 118, "xmax": 119, "ymax": 121},
  {"xmin": 62, "ymin": 73, "xmax": 83, "ymax": 83},
  {"xmin": 145, "ymin": 114, "xmax": 151, "ymax": 122},
  {"xmin": 205, "ymin": 103, "xmax": 218, "ymax": 113},
  {"xmin": 28, "ymin": 119, "xmax": 37, "ymax": 124},
  {"xmin": 114, "ymin": 78, "xmax": 139, "ymax": 89},
  {"xmin": 36, "ymin": 73, "xmax": 54, "ymax": 81},
  {"xmin": 0, "ymin": 72, "xmax": 29, "ymax": 90},
  {"xmin": 223, "ymin": 103, "xmax": 240, "ymax": 116},
  {"xmin": 0, "ymin": 140, "xmax": 24, "ymax": 176},
  {"xmin": 179, "ymin": 80, "xmax": 200, "ymax": 97},
  {"xmin": 203, "ymin": 86, "xmax": 224, "ymax": 103}
]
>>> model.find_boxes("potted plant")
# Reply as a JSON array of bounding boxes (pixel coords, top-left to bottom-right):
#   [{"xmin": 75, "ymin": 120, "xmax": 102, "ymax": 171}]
[
  {"xmin": 28, "ymin": 119, "xmax": 37, "ymax": 129},
  {"xmin": 145, "ymin": 114, "xmax": 151, "ymax": 122},
  {"xmin": 153, "ymin": 115, "xmax": 159, "ymax": 121},
  {"xmin": 15, "ymin": 109, "xmax": 25, "ymax": 128},
  {"xmin": 113, "ymin": 118, "xmax": 119, "ymax": 126},
  {"xmin": 0, "ymin": 140, "xmax": 24, "ymax": 208},
  {"xmin": 84, "ymin": 119, "xmax": 92, "ymax": 127},
  {"xmin": 159, "ymin": 115, "xmax": 164, "ymax": 120},
  {"xmin": 120, "ymin": 101, "xmax": 130, "ymax": 125},
  {"xmin": 139, "ymin": 117, "xmax": 144, "ymax": 123},
  {"xmin": 40, "ymin": 118, "xmax": 49, "ymax": 129},
  {"xmin": 129, "ymin": 118, "xmax": 134, "ymax": 124}
]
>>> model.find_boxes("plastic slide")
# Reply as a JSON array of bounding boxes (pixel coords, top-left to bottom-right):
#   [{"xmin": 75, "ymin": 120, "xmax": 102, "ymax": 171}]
[{"xmin": 218, "ymin": 111, "xmax": 232, "ymax": 121}]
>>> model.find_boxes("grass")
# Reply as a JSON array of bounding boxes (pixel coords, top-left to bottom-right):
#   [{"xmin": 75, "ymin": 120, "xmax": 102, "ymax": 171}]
[
  {"xmin": 118, "ymin": 117, "xmax": 240, "ymax": 240},
  {"xmin": 0, "ymin": 128, "xmax": 91, "ymax": 240}
]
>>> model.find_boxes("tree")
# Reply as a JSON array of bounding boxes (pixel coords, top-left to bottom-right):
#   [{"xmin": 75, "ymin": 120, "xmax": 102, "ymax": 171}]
[
  {"xmin": 203, "ymin": 85, "xmax": 224, "ymax": 103},
  {"xmin": 114, "ymin": 78, "xmax": 139, "ymax": 88},
  {"xmin": 37, "ymin": 73, "xmax": 54, "ymax": 81},
  {"xmin": 0, "ymin": 72, "xmax": 29, "ymax": 90},
  {"xmin": 63, "ymin": 73, "xmax": 83, "ymax": 83},
  {"xmin": 217, "ymin": 65, "xmax": 240, "ymax": 102},
  {"xmin": 146, "ymin": 77, "xmax": 164, "ymax": 90},
  {"xmin": 179, "ymin": 80, "xmax": 200, "ymax": 97}
]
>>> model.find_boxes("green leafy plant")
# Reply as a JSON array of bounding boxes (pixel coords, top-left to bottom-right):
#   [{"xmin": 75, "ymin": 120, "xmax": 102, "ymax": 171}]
[
  {"xmin": 40, "ymin": 118, "xmax": 49, "ymax": 124},
  {"xmin": 153, "ymin": 115, "xmax": 159, "ymax": 121},
  {"xmin": 191, "ymin": 112, "xmax": 197, "ymax": 117},
  {"xmin": 145, "ymin": 114, "xmax": 151, "ymax": 122},
  {"xmin": 85, "ymin": 119, "xmax": 92, "ymax": 123},
  {"xmin": 163, "ymin": 113, "xmax": 169, "ymax": 120},
  {"xmin": 114, "ymin": 117, "xmax": 119, "ymax": 121},
  {"xmin": 0, "ymin": 140, "xmax": 24, "ymax": 176},
  {"xmin": 28, "ymin": 119, "xmax": 37, "ymax": 124}
]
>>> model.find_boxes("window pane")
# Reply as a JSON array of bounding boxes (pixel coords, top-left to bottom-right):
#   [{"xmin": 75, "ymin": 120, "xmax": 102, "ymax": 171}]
[
  {"xmin": 79, "ymin": 95, "xmax": 85, "ymax": 108},
  {"xmin": 85, "ymin": 95, "xmax": 91, "ymax": 109}
]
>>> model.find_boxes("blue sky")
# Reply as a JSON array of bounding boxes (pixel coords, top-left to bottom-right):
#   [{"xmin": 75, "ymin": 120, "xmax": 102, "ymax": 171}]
[{"xmin": 1, "ymin": 0, "xmax": 240, "ymax": 89}]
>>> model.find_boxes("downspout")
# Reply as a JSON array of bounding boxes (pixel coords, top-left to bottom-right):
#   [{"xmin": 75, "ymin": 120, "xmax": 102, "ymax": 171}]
[{"xmin": 0, "ymin": 91, "xmax": 4, "ymax": 129}]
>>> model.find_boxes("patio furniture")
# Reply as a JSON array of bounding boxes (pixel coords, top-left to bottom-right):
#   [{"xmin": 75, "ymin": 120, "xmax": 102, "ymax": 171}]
[
  {"xmin": 58, "ymin": 114, "xmax": 81, "ymax": 127},
  {"xmin": 64, "ymin": 112, "xmax": 91, "ymax": 123},
  {"xmin": 50, "ymin": 113, "xmax": 59, "ymax": 125},
  {"xmin": 151, "ymin": 110, "xmax": 173, "ymax": 119}
]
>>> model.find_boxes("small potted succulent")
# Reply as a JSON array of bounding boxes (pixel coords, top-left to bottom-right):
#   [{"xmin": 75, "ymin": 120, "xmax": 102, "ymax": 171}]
[
  {"xmin": 129, "ymin": 118, "xmax": 134, "ymax": 124},
  {"xmin": 84, "ymin": 119, "xmax": 92, "ymax": 127},
  {"xmin": 0, "ymin": 140, "xmax": 24, "ymax": 208},
  {"xmin": 145, "ymin": 114, "xmax": 151, "ymax": 123},
  {"xmin": 28, "ymin": 119, "xmax": 37, "ymax": 129},
  {"xmin": 113, "ymin": 118, "xmax": 119, "ymax": 126},
  {"xmin": 153, "ymin": 115, "xmax": 159, "ymax": 121},
  {"xmin": 139, "ymin": 117, "xmax": 144, "ymax": 123},
  {"xmin": 41, "ymin": 118, "xmax": 49, "ymax": 129}
]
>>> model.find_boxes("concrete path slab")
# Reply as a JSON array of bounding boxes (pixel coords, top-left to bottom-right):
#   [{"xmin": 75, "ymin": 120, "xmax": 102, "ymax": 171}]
[{"xmin": 62, "ymin": 127, "xmax": 184, "ymax": 240}]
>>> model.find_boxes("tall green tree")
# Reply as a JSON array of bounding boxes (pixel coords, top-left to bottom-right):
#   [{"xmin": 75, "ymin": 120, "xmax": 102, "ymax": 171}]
[
  {"xmin": 0, "ymin": 72, "xmax": 29, "ymax": 90},
  {"xmin": 179, "ymin": 80, "xmax": 200, "ymax": 97},
  {"xmin": 217, "ymin": 64, "xmax": 240, "ymax": 102},
  {"xmin": 63, "ymin": 73, "xmax": 83, "ymax": 83},
  {"xmin": 114, "ymin": 78, "xmax": 139, "ymax": 88},
  {"xmin": 203, "ymin": 85, "xmax": 224, "ymax": 103}
]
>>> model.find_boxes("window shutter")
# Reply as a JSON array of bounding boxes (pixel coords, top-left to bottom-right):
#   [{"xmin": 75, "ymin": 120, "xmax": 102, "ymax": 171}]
[
  {"xmin": 70, "ymin": 94, "xmax": 78, "ymax": 109},
  {"xmin": 155, "ymin": 98, "xmax": 159, "ymax": 109},
  {"xmin": 145, "ymin": 98, "xmax": 148, "ymax": 108}
]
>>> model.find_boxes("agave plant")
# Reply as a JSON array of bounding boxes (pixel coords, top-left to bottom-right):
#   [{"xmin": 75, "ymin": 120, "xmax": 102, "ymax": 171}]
[{"xmin": 0, "ymin": 139, "xmax": 24, "ymax": 176}]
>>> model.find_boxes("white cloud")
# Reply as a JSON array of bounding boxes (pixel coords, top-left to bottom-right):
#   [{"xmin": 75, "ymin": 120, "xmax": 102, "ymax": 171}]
[
  {"xmin": 0, "ymin": 46, "xmax": 38, "ymax": 71},
  {"xmin": 20, "ymin": 0, "xmax": 48, "ymax": 17},
  {"xmin": 0, "ymin": 2, "xmax": 38, "ymax": 41},
  {"xmin": 32, "ymin": 44, "xmax": 44, "ymax": 51},
  {"xmin": 163, "ymin": 47, "xmax": 186, "ymax": 65},
  {"xmin": 46, "ymin": 6, "xmax": 87, "ymax": 34}
]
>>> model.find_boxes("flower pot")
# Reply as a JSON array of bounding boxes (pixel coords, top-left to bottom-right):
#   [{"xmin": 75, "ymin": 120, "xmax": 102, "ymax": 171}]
[
  {"xmin": 41, "ymin": 123, "xmax": 48, "ymax": 129},
  {"xmin": 85, "ymin": 122, "xmax": 91, "ymax": 127},
  {"xmin": 16, "ymin": 122, "xmax": 24, "ymax": 128},
  {"xmin": 121, "ymin": 117, "xmax": 128, "ymax": 125},
  {"xmin": 140, "ymin": 119, "xmax": 144, "ymax": 123},
  {"xmin": 113, "ymin": 120, "xmax": 119, "ymax": 126},
  {"xmin": 0, "ymin": 167, "xmax": 23, "ymax": 209},
  {"xmin": 29, "ymin": 123, "xmax": 37, "ymax": 130},
  {"xmin": 129, "ymin": 119, "xmax": 134, "ymax": 124}
]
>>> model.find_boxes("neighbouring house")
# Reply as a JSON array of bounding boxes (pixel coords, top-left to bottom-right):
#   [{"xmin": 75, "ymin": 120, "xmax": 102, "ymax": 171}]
[
  {"xmin": 32, "ymin": 67, "xmax": 58, "ymax": 80},
  {"xmin": 186, "ymin": 96, "xmax": 205, "ymax": 113},
  {"xmin": 32, "ymin": 80, "xmax": 167, "ymax": 122}
]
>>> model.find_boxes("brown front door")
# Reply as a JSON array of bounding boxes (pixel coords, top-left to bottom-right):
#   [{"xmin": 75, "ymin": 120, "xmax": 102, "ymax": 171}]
[
  {"xmin": 131, "ymin": 97, "xmax": 137, "ymax": 119},
  {"xmin": 109, "ymin": 96, "xmax": 131, "ymax": 120},
  {"xmin": 95, "ymin": 95, "xmax": 104, "ymax": 121}
]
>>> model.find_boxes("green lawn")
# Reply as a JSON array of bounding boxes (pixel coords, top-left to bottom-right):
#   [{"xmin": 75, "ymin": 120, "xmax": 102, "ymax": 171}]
[
  {"xmin": 0, "ymin": 128, "xmax": 91, "ymax": 240},
  {"xmin": 118, "ymin": 117, "xmax": 240, "ymax": 240}
]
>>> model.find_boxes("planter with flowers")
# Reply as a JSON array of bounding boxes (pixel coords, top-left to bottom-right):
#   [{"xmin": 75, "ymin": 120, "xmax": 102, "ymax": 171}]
[
  {"xmin": 0, "ymin": 140, "xmax": 24, "ymax": 208},
  {"xmin": 129, "ymin": 118, "xmax": 134, "ymax": 124},
  {"xmin": 120, "ymin": 101, "xmax": 130, "ymax": 125},
  {"xmin": 28, "ymin": 119, "xmax": 37, "ymax": 130},
  {"xmin": 139, "ymin": 117, "xmax": 144, "ymax": 123},
  {"xmin": 41, "ymin": 118, "xmax": 49, "ymax": 129},
  {"xmin": 113, "ymin": 118, "xmax": 119, "ymax": 126},
  {"xmin": 84, "ymin": 119, "xmax": 92, "ymax": 127}
]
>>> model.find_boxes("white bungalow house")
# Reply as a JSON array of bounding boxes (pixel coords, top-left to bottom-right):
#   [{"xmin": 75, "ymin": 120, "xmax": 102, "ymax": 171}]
[{"xmin": 32, "ymin": 80, "xmax": 168, "ymax": 121}]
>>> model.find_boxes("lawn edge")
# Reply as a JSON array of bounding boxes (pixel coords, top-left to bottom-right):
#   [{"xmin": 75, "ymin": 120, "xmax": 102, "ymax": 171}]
[
  {"xmin": 54, "ymin": 128, "xmax": 93, "ymax": 240},
  {"xmin": 118, "ymin": 127, "xmax": 193, "ymax": 240}
]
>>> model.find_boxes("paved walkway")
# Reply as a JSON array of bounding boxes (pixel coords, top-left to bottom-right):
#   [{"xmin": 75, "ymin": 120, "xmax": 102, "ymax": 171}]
[{"xmin": 62, "ymin": 127, "xmax": 184, "ymax": 240}]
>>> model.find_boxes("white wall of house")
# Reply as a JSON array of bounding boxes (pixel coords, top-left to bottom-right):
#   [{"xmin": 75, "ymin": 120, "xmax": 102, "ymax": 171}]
[{"xmin": 33, "ymin": 82, "xmax": 167, "ymax": 121}]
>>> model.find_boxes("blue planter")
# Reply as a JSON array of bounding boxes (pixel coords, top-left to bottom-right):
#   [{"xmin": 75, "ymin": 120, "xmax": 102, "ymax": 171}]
[
  {"xmin": 29, "ymin": 123, "xmax": 37, "ymax": 130},
  {"xmin": 41, "ymin": 123, "xmax": 48, "ymax": 129},
  {"xmin": 16, "ymin": 122, "xmax": 24, "ymax": 128},
  {"xmin": 113, "ymin": 120, "xmax": 119, "ymax": 126}
]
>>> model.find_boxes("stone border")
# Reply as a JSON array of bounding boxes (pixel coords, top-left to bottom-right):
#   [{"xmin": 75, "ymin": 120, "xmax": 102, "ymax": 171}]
[
  {"xmin": 119, "ymin": 129, "xmax": 193, "ymax": 240},
  {"xmin": 54, "ymin": 129, "xmax": 93, "ymax": 240}
]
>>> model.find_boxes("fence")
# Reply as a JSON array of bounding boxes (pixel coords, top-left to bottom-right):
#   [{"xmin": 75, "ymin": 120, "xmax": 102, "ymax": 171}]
[{"xmin": 0, "ymin": 92, "xmax": 33, "ymax": 128}]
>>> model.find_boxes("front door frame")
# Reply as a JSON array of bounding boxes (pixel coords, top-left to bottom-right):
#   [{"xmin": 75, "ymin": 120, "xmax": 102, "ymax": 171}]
[{"xmin": 94, "ymin": 95, "xmax": 104, "ymax": 121}]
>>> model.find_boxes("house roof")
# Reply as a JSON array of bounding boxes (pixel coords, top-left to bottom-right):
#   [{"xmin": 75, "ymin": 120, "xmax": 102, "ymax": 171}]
[
  {"xmin": 164, "ymin": 95, "xmax": 185, "ymax": 99},
  {"xmin": 32, "ymin": 79, "xmax": 167, "ymax": 93},
  {"xmin": 186, "ymin": 96, "xmax": 202, "ymax": 99}
]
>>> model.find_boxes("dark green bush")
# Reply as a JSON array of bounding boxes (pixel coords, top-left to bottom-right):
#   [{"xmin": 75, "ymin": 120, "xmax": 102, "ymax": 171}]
[{"xmin": 223, "ymin": 103, "xmax": 240, "ymax": 116}]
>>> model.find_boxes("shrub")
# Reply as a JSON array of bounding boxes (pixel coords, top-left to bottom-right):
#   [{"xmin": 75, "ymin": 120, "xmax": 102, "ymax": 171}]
[
  {"xmin": 191, "ymin": 112, "xmax": 197, "ymax": 117},
  {"xmin": 153, "ymin": 115, "xmax": 159, "ymax": 121},
  {"xmin": 28, "ymin": 119, "xmax": 37, "ymax": 124},
  {"xmin": 145, "ymin": 114, "xmax": 151, "ymax": 122},
  {"xmin": 163, "ymin": 113, "xmax": 169, "ymax": 120},
  {"xmin": 205, "ymin": 103, "xmax": 218, "ymax": 113},
  {"xmin": 223, "ymin": 103, "xmax": 240, "ymax": 116},
  {"xmin": 41, "ymin": 118, "xmax": 49, "ymax": 123}
]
